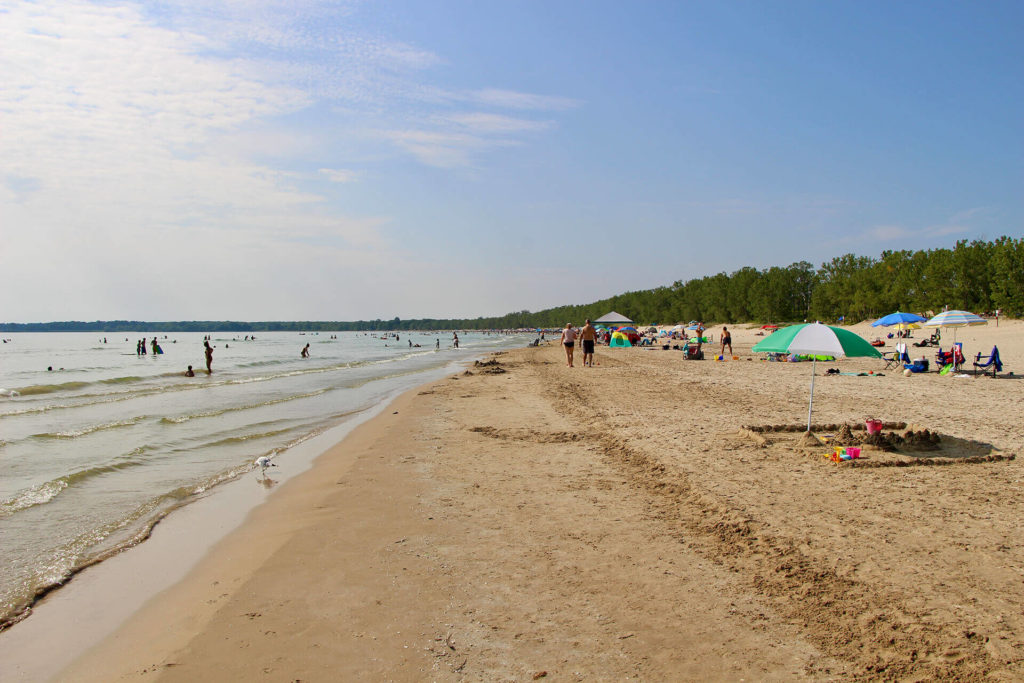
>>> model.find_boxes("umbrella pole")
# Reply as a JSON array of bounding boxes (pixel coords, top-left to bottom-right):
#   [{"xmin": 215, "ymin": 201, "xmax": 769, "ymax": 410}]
[{"xmin": 807, "ymin": 357, "xmax": 816, "ymax": 432}]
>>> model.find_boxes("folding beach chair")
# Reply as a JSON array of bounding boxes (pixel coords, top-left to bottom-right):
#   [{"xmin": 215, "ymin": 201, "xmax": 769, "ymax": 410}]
[
  {"xmin": 973, "ymin": 346, "xmax": 1003, "ymax": 378},
  {"xmin": 936, "ymin": 343, "xmax": 965, "ymax": 373}
]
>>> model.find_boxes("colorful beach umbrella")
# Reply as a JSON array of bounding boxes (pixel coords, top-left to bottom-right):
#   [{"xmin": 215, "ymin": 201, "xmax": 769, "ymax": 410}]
[
  {"xmin": 617, "ymin": 326, "xmax": 638, "ymax": 333},
  {"xmin": 923, "ymin": 310, "xmax": 987, "ymax": 345},
  {"xmin": 871, "ymin": 311, "xmax": 927, "ymax": 327},
  {"xmin": 752, "ymin": 323, "xmax": 881, "ymax": 432}
]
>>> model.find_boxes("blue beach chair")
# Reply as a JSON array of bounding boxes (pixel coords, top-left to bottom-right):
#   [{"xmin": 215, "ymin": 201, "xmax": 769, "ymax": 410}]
[{"xmin": 973, "ymin": 346, "xmax": 1003, "ymax": 378}]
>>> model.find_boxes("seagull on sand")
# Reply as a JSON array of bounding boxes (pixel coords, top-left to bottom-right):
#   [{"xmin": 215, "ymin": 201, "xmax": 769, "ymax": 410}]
[{"xmin": 253, "ymin": 456, "xmax": 277, "ymax": 477}]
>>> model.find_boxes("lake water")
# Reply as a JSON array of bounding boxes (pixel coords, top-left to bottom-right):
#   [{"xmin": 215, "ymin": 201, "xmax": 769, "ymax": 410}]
[{"xmin": 0, "ymin": 330, "xmax": 524, "ymax": 626}]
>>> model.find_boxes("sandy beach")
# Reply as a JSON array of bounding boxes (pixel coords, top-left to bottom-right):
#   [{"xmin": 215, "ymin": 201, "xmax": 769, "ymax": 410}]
[{"xmin": 53, "ymin": 320, "xmax": 1024, "ymax": 680}]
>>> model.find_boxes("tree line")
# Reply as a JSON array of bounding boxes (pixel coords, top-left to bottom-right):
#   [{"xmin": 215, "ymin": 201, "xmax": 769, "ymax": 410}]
[
  {"xmin": 472, "ymin": 236, "xmax": 1023, "ymax": 328},
  {"xmin": 3, "ymin": 237, "xmax": 1021, "ymax": 333}
]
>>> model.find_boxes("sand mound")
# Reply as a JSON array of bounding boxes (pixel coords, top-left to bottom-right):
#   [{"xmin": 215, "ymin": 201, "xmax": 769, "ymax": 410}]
[
  {"xmin": 797, "ymin": 431, "xmax": 823, "ymax": 447},
  {"xmin": 832, "ymin": 423, "xmax": 857, "ymax": 445}
]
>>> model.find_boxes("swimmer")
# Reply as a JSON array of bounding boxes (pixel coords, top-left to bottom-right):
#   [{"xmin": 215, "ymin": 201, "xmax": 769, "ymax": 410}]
[{"xmin": 185, "ymin": 365, "xmax": 195, "ymax": 377}]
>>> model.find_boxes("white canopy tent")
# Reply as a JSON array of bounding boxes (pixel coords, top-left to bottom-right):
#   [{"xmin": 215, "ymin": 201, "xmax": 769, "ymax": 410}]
[{"xmin": 594, "ymin": 311, "xmax": 634, "ymax": 325}]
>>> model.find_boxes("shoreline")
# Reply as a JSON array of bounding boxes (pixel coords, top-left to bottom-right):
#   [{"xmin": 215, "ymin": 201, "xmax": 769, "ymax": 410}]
[
  {"xmin": 11, "ymin": 322, "xmax": 1024, "ymax": 679},
  {"xmin": 0, "ymin": 352, "xmax": 490, "ymax": 681},
  {"xmin": 60, "ymin": 374, "xmax": 456, "ymax": 681}
]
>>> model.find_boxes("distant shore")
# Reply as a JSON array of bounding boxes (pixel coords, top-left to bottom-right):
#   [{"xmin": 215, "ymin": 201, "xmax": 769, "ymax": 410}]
[{"xmin": 23, "ymin": 320, "xmax": 1024, "ymax": 679}]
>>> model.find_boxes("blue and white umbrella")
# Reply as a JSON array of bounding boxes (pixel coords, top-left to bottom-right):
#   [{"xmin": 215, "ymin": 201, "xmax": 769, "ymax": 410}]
[
  {"xmin": 923, "ymin": 310, "xmax": 987, "ymax": 345},
  {"xmin": 871, "ymin": 311, "xmax": 926, "ymax": 327}
]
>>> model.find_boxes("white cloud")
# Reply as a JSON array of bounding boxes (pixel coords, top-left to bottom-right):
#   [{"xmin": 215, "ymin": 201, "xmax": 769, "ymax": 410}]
[
  {"xmin": 318, "ymin": 168, "xmax": 360, "ymax": 183},
  {"xmin": 380, "ymin": 129, "xmax": 517, "ymax": 169},
  {"xmin": 0, "ymin": 0, "xmax": 580, "ymax": 320},
  {"xmin": 859, "ymin": 219, "xmax": 969, "ymax": 244},
  {"xmin": 471, "ymin": 88, "xmax": 581, "ymax": 111},
  {"xmin": 447, "ymin": 112, "xmax": 551, "ymax": 134}
]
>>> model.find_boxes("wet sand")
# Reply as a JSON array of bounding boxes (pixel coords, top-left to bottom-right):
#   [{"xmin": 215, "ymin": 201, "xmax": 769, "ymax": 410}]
[{"xmin": 57, "ymin": 320, "xmax": 1024, "ymax": 679}]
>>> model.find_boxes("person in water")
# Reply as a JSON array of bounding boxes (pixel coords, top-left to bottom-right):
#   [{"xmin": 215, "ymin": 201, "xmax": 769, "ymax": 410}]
[
  {"xmin": 185, "ymin": 365, "xmax": 195, "ymax": 377},
  {"xmin": 301, "ymin": 343, "xmax": 310, "ymax": 358},
  {"xmin": 204, "ymin": 340, "xmax": 213, "ymax": 374}
]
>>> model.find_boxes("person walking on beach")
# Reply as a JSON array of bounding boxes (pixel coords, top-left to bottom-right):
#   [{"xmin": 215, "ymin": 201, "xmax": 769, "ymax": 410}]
[
  {"xmin": 204, "ymin": 340, "xmax": 213, "ymax": 374},
  {"xmin": 580, "ymin": 319, "xmax": 597, "ymax": 367},
  {"xmin": 721, "ymin": 326, "xmax": 732, "ymax": 356},
  {"xmin": 561, "ymin": 323, "xmax": 577, "ymax": 367},
  {"xmin": 301, "ymin": 343, "xmax": 310, "ymax": 358}
]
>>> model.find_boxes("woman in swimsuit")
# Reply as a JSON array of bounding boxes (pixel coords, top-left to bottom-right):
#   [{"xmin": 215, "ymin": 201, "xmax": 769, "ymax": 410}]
[{"xmin": 560, "ymin": 323, "xmax": 577, "ymax": 367}]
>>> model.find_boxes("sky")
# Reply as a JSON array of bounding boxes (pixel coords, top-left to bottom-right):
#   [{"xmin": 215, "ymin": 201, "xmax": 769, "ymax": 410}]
[{"xmin": 1, "ymin": 0, "xmax": 1021, "ymax": 322}]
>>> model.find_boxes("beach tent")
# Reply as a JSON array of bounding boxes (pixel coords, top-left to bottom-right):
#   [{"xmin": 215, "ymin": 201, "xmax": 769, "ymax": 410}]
[
  {"xmin": 752, "ymin": 323, "xmax": 881, "ymax": 432},
  {"xmin": 595, "ymin": 311, "xmax": 634, "ymax": 325},
  {"xmin": 609, "ymin": 331, "xmax": 632, "ymax": 347}
]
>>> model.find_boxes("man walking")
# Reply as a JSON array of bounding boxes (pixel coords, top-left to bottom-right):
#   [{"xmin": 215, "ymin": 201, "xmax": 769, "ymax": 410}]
[{"xmin": 580, "ymin": 319, "xmax": 598, "ymax": 367}]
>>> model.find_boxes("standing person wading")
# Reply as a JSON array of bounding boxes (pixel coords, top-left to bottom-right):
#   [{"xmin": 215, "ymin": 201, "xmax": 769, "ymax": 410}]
[
  {"xmin": 561, "ymin": 323, "xmax": 577, "ymax": 367},
  {"xmin": 204, "ymin": 340, "xmax": 214, "ymax": 374}
]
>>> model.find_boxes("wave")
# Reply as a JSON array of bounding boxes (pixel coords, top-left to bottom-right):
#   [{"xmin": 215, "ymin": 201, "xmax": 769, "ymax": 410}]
[
  {"xmin": 0, "ymin": 451, "xmax": 151, "ymax": 518},
  {"xmin": 158, "ymin": 388, "xmax": 330, "ymax": 424},
  {"xmin": 0, "ymin": 403, "xmax": 381, "ymax": 629},
  {"xmin": 99, "ymin": 375, "xmax": 145, "ymax": 385},
  {"xmin": 0, "ymin": 354, "xmax": 422, "ymax": 418},
  {"xmin": 12, "ymin": 381, "xmax": 91, "ymax": 396},
  {"xmin": 202, "ymin": 425, "xmax": 296, "ymax": 448},
  {"xmin": 30, "ymin": 416, "xmax": 145, "ymax": 440}
]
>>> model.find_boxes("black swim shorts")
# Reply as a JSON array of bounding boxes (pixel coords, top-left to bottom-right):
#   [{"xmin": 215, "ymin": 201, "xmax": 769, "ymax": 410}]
[
  {"xmin": 563, "ymin": 341, "xmax": 574, "ymax": 348},
  {"xmin": 583, "ymin": 339, "xmax": 595, "ymax": 354}
]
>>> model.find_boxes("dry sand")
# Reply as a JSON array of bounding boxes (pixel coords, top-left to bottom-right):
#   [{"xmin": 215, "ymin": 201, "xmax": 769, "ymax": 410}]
[{"xmin": 62, "ymin": 320, "xmax": 1024, "ymax": 680}]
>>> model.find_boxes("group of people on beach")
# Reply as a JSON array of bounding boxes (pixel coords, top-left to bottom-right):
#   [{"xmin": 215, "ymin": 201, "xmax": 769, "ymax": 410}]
[{"xmin": 558, "ymin": 321, "xmax": 734, "ymax": 367}]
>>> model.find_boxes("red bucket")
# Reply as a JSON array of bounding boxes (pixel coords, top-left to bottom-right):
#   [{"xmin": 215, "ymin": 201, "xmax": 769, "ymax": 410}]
[{"xmin": 865, "ymin": 419, "xmax": 883, "ymax": 435}]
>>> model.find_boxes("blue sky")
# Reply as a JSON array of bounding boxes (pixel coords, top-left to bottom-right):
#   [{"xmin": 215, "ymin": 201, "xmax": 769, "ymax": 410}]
[{"xmin": 1, "ymin": 0, "xmax": 1021, "ymax": 321}]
